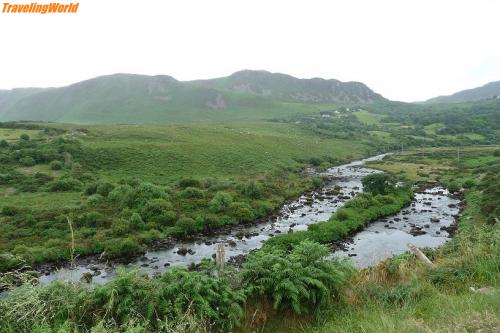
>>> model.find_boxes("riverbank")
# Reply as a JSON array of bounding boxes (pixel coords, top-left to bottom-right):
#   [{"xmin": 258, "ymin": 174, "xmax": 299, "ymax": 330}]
[
  {"xmin": 267, "ymin": 146, "xmax": 499, "ymax": 333},
  {"xmin": 264, "ymin": 188, "xmax": 413, "ymax": 251},
  {"xmin": 34, "ymin": 154, "xmax": 388, "ymax": 284}
]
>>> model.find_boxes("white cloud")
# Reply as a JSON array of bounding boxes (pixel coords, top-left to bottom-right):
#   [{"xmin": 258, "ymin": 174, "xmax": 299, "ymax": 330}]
[{"xmin": 1, "ymin": 0, "xmax": 499, "ymax": 101}]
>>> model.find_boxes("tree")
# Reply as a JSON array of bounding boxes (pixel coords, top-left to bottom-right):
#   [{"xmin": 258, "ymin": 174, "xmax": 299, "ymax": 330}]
[{"xmin": 361, "ymin": 173, "xmax": 395, "ymax": 195}]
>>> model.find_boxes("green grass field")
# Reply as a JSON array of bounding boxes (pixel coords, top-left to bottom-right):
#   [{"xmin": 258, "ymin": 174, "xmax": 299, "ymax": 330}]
[
  {"xmin": 0, "ymin": 128, "xmax": 41, "ymax": 142},
  {"xmin": 353, "ymin": 110, "xmax": 384, "ymax": 125},
  {"xmin": 75, "ymin": 122, "xmax": 368, "ymax": 183},
  {"xmin": 0, "ymin": 121, "xmax": 374, "ymax": 269}
]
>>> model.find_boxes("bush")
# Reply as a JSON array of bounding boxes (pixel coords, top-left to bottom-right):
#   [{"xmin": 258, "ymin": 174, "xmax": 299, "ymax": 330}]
[
  {"xmin": 178, "ymin": 178, "xmax": 201, "ymax": 188},
  {"xmin": 209, "ymin": 191, "xmax": 233, "ymax": 213},
  {"xmin": 46, "ymin": 178, "xmax": 83, "ymax": 192},
  {"xmin": 70, "ymin": 162, "xmax": 83, "ymax": 178},
  {"xmin": 86, "ymin": 194, "xmax": 103, "ymax": 207},
  {"xmin": 335, "ymin": 209, "xmax": 349, "ymax": 221},
  {"xmin": 374, "ymin": 194, "xmax": 395, "ymax": 204},
  {"xmin": 129, "ymin": 212, "xmax": 145, "ymax": 230},
  {"xmin": 243, "ymin": 241, "xmax": 354, "ymax": 314},
  {"xmin": 19, "ymin": 156, "xmax": 36, "ymax": 167},
  {"xmin": 96, "ymin": 181, "xmax": 115, "ymax": 197},
  {"xmin": 49, "ymin": 160, "xmax": 63, "ymax": 170},
  {"xmin": 133, "ymin": 182, "xmax": 168, "ymax": 206},
  {"xmin": 180, "ymin": 187, "xmax": 205, "ymax": 199},
  {"xmin": 462, "ymin": 179, "xmax": 476, "ymax": 189},
  {"xmin": 76, "ymin": 211, "xmax": 107, "ymax": 228},
  {"xmin": 108, "ymin": 184, "xmax": 134, "ymax": 207},
  {"xmin": 309, "ymin": 157, "xmax": 321, "ymax": 166},
  {"xmin": 240, "ymin": 181, "xmax": 263, "ymax": 198},
  {"xmin": 229, "ymin": 201, "xmax": 255, "ymax": 222},
  {"xmin": 104, "ymin": 238, "xmax": 142, "ymax": 258},
  {"xmin": 84, "ymin": 182, "xmax": 98, "ymax": 195},
  {"xmin": 1, "ymin": 206, "xmax": 20, "ymax": 216},
  {"xmin": 111, "ymin": 219, "xmax": 131, "ymax": 236},
  {"xmin": 362, "ymin": 173, "xmax": 395, "ymax": 195},
  {"xmin": 19, "ymin": 133, "xmax": 30, "ymax": 141},
  {"xmin": 157, "ymin": 268, "xmax": 245, "ymax": 330},
  {"xmin": 0, "ymin": 139, "xmax": 8, "ymax": 148},
  {"xmin": 447, "ymin": 181, "xmax": 461, "ymax": 193},
  {"xmin": 344, "ymin": 193, "xmax": 374, "ymax": 209},
  {"xmin": 140, "ymin": 199, "xmax": 173, "ymax": 223},
  {"xmin": 311, "ymin": 176, "xmax": 323, "ymax": 188},
  {"xmin": 176, "ymin": 216, "xmax": 198, "ymax": 235},
  {"xmin": 0, "ymin": 253, "xmax": 24, "ymax": 271}
]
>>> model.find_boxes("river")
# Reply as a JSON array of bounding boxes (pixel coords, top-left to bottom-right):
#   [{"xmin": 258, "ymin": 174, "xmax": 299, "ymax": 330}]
[{"xmin": 38, "ymin": 154, "xmax": 460, "ymax": 284}]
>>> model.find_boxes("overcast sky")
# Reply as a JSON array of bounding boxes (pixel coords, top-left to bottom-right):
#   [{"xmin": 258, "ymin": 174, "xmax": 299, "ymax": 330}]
[{"xmin": 1, "ymin": 0, "xmax": 499, "ymax": 101}]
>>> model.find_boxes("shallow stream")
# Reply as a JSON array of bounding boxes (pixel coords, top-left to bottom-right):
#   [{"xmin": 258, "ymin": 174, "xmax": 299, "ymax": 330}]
[{"xmin": 38, "ymin": 154, "xmax": 460, "ymax": 284}]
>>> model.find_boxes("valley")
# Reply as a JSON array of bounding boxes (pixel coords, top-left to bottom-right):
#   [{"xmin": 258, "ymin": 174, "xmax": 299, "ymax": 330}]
[{"xmin": 0, "ymin": 75, "xmax": 498, "ymax": 333}]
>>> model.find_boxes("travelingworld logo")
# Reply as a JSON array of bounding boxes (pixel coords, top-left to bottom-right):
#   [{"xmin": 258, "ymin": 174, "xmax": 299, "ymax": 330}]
[{"xmin": 2, "ymin": 2, "xmax": 79, "ymax": 14}]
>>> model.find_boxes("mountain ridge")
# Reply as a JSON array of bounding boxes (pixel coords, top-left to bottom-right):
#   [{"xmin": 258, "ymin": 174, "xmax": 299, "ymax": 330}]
[
  {"xmin": 426, "ymin": 80, "xmax": 500, "ymax": 104},
  {"xmin": 0, "ymin": 70, "xmax": 385, "ymax": 123}
]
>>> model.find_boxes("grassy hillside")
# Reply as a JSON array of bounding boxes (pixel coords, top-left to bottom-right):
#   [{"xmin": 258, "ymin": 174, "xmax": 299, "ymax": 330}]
[
  {"xmin": 0, "ymin": 121, "xmax": 372, "ymax": 269},
  {"xmin": 426, "ymin": 81, "xmax": 500, "ymax": 103},
  {"xmin": 0, "ymin": 71, "xmax": 385, "ymax": 123}
]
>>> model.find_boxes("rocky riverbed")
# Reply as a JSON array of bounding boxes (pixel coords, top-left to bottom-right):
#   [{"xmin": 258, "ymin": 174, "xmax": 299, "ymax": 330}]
[{"xmin": 35, "ymin": 153, "xmax": 463, "ymax": 284}]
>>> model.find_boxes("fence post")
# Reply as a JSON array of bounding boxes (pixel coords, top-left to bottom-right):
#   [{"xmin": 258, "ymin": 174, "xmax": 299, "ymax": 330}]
[
  {"xmin": 216, "ymin": 243, "xmax": 225, "ymax": 274},
  {"xmin": 407, "ymin": 243, "xmax": 434, "ymax": 268}
]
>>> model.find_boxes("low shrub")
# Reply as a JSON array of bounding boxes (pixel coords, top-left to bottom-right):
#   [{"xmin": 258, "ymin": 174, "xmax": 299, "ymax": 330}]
[
  {"xmin": 96, "ymin": 181, "xmax": 115, "ymax": 197},
  {"xmin": 229, "ymin": 201, "xmax": 255, "ymax": 222},
  {"xmin": 76, "ymin": 211, "xmax": 107, "ymax": 228},
  {"xmin": 49, "ymin": 160, "xmax": 63, "ymax": 170},
  {"xmin": 46, "ymin": 178, "xmax": 83, "ymax": 192},
  {"xmin": 84, "ymin": 182, "xmax": 98, "ymax": 195},
  {"xmin": 104, "ymin": 238, "xmax": 142, "ymax": 258},
  {"xmin": 178, "ymin": 177, "xmax": 201, "ymax": 188},
  {"xmin": 176, "ymin": 216, "xmax": 198, "ymax": 235},
  {"xmin": 336, "ymin": 209, "xmax": 349, "ymax": 221},
  {"xmin": 1, "ymin": 206, "xmax": 21, "ymax": 216},
  {"xmin": 240, "ymin": 181, "xmax": 264, "ymax": 198},
  {"xmin": 19, "ymin": 133, "xmax": 30, "ymax": 141},
  {"xmin": 140, "ymin": 199, "xmax": 173, "ymax": 223},
  {"xmin": 86, "ymin": 194, "xmax": 103, "ymax": 207},
  {"xmin": 180, "ymin": 187, "xmax": 205, "ymax": 199},
  {"xmin": 362, "ymin": 173, "xmax": 395, "ymax": 195},
  {"xmin": 19, "ymin": 156, "xmax": 36, "ymax": 167},
  {"xmin": 243, "ymin": 241, "xmax": 354, "ymax": 314},
  {"xmin": 209, "ymin": 191, "xmax": 233, "ymax": 213},
  {"xmin": 108, "ymin": 184, "xmax": 134, "ymax": 207},
  {"xmin": 133, "ymin": 182, "xmax": 168, "ymax": 207},
  {"xmin": 129, "ymin": 212, "xmax": 145, "ymax": 230}
]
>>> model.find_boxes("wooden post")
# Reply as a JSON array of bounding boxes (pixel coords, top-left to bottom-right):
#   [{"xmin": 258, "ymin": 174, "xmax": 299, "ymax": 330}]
[
  {"xmin": 216, "ymin": 243, "xmax": 225, "ymax": 274},
  {"xmin": 407, "ymin": 243, "xmax": 434, "ymax": 268}
]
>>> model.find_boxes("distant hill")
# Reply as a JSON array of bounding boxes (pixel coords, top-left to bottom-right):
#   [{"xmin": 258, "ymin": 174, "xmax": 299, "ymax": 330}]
[
  {"xmin": 0, "ymin": 70, "xmax": 385, "ymax": 123},
  {"xmin": 195, "ymin": 70, "xmax": 383, "ymax": 104},
  {"xmin": 426, "ymin": 81, "xmax": 500, "ymax": 103}
]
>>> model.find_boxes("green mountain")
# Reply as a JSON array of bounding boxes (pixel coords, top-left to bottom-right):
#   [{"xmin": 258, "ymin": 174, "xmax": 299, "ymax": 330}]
[
  {"xmin": 426, "ymin": 80, "xmax": 500, "ymax": 103},
  {"xmin": 195, "ymin": 70, "xmax": 383, "ymax": 103},
  {"xmin": 0, "ymin": 70, "xmax": 385, "ymax": 123}
]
